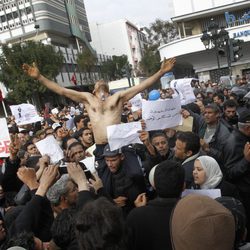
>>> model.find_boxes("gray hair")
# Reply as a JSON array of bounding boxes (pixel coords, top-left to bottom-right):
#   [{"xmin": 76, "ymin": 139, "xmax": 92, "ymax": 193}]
[{"xmin": 46, "ymin": 174, "xmax": 70, "ymax": 206}]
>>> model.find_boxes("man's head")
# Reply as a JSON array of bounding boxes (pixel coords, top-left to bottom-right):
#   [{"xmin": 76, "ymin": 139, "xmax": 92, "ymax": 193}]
[
  {"xmin": 18, "ymin": 132, "xmax": 29, "ymax": 145},
  {"xmin": 213, "ymin": 93, "xmax": 224, "ymax": 105},
  {"xmin": 127, "ymin": 113, "xmax": 134, "ymax": 123},
  {"xmin": 174, "ymin": 132, "xmax": 200, "ymax": 161},
  {"xmin": 238, "ymin": 110, "xmax": 250, "ymax": 137},
  {"xmin": 47, "ymin": 174, "xmax": 78, "ymax": 214},
  {"xmin": 78, "ymin": 127, "xmax": 93, "ymax": 147},
  {"xmin": 54, "ymin": 125, "xmax": 68, "ymax": 140},
  {"xmin": 151, "ymin": 132, "xmax": 169, "ymax": 156},
  {"xmin": 93, "ymin": 80, "xmax": 110, "ymax": 98},
  {"xmin": 24, "ymin": 141, "xmax": 39, "ymax": 156},
  {"xmin": 149, "ymin": 160, "xmax": 185, "ymax": 198},
  {"xmin": 223, "ymin": 99, "xmax": 237, "ymax": 121},
  {"xmin": 76, "ymin": 197, "xmax": 125, "ymax": 250},
  {"xmin": 203, "ymin": 103, "xmax": 220, "ymax": 125},
  {"xmin": 103, "ymin": 145, "xmax": 124, "ymax": 173},
  {"xmin": 171, "ymin": 195, "xmax": 235, "ymax": 250},
  {"xmin": 195, "ymin": 100, "xmax": 205, "ymax": 113},
  {"xmin": 73, "ymin": 115, "xmax": 85, "ymax": 130},
  {"xmin": 68, "ymin": 142, "xmax": 85, "ymax": 162}
]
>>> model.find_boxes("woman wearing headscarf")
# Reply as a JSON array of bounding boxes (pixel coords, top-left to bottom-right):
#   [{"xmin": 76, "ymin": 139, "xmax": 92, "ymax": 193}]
[{"xmin": 193, "ymin": 155, "xmax": 240, "ymax": 199}]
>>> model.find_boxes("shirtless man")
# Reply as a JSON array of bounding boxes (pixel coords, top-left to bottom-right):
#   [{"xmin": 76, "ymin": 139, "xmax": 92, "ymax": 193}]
[{"xmin": 22, "ymin": 58, "xmax": 175, "ymax": 145}]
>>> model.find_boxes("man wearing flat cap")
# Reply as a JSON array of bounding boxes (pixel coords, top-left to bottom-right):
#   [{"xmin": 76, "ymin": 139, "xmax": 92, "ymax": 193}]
[
  {"xmin": 223, "ymin": 109, "xmax": 250, "ymax": 241},
  {"xmin": 97, "ymin": 144, "xmax": 145, "ymax": 215}
]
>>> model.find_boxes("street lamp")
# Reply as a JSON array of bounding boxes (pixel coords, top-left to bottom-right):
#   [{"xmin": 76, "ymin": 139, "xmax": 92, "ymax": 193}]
[{"xmin": 200, "ymin": 19, "xmax": 230, "ymax": 70}]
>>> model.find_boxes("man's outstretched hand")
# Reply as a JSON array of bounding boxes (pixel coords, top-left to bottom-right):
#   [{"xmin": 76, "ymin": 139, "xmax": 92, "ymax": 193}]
[
  {"xmin": 22, "ymin": 62, "xmax": 40, "ymax": 80},
  {"xmin": 160, "ymin": 57, "xmax": 176, "ymax": 74}
]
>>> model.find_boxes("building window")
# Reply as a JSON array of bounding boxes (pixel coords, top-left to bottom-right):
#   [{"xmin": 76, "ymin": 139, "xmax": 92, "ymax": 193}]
[
  {"xmin": 6, "ymin": 13, "xmax": 12, "ymax": 21},
  {"xmin": 0, "ymin": 15, "xmax": 6, "ymax": 22},
  {"xmin": 26, "ymin": 6, "xmax": 31, "ymax": 14}
]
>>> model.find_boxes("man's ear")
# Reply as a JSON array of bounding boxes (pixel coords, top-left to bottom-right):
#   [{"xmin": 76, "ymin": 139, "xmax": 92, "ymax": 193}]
[
  {"xmin": 120, "ymin": 153, "xmax": 125, "ymax": 161},
  {"xmin": 186, "ymin": 150, "xmax": 192, "ymax": 158}
]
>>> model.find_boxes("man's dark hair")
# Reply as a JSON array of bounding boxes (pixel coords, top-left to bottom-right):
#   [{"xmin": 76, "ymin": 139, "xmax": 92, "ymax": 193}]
[
  {"xmin": 150, "ymin": 131, "xmax": 167, "ymax": 142},
  {"xmin": 223, "ymin": 99, "xmax": 238, "ymax": 110},
  {"xmin": 74, "ymin": 115, "xmax": 85, "ymax": 127},
  {"xmin": 23, "ymin": 141, "xmax": 34, "ymax": 152},
  {"xmin": 62, "ymin": 136, "xmax": 78, "ymax": 150},
  {"xmin": 154, "ymin": 160, "xmax": 185, "ymax": 198},
  {"xmin": 83, "ymin": 117, "xmax": 90, "ymax": 128},
  {"xmin": 204, "ymin": 103, "xmax": 221, "ymax": 113},
  {"xmin": 184, "ymin": 102, "xmax": 201, "ymax": 115},
  {"xmin": 75, "ymin": 197, "xmax": 126, "ymax": 250},
  {"xmin": 213, "ymin": 93, "xmax": 224, "ymax": 102},
  {"xmin": 177, "ymin": 132, "xmax": 200, "ymax": 155},
  {"xmin": 2, "ymin": 231, "xmax": 35, "ymax": 250},
  {"xmin": 76, "ymin": 127, "xmax": 92, "ymax": 139},
  {"xmin": 68, "ymin": 141, "xmax": 84, "ymax": 151},
  {"xmin": 51, "ymin": 208, "xmax": 77, "ymax": 249}
]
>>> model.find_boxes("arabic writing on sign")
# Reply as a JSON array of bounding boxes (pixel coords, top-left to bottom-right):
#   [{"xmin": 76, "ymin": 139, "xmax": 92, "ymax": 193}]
[{"xmin": 142, "ymin": 97, "xmax": 182, "ymax": 131}]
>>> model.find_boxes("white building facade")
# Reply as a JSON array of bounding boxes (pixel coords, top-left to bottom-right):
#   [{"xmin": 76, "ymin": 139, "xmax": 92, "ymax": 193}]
[
  {"xmin": 89, "ymin": 19, "xmax": 147, "ymax": 73},
  {"xmin": 0, "ymin": 0, "xmax": 95, "ymax": 88},
  {"xmin": 159, "ymin": 0, "xmax": 250, "ymax": 83}
]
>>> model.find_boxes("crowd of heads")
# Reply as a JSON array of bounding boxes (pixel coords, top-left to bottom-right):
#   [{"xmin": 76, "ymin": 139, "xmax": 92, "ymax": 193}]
[{"xmin": 0, "ymin": 75, "xmax": 249, "ymax": 249}]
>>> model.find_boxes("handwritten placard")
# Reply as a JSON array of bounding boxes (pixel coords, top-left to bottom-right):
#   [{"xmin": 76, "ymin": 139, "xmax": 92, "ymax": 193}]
[
  {"xmin": 0, "ymin": 118, "xmax": 11, "ymax": 157},
  {"xmin": 170, "ymin": 78, "xmax": 196, "ymax": 105},
  {"xmin": 107, "ymin": 121, "xmax": 142, "ymax": 151},
  {"xmin": 35, "ymin": 135, "xmax": 64, "ymax": 164},
  {"xmin": 142, "ymin": 97, "xmax": 182, "ymax": 131},
  {"xmin": 129, "ymin": 93, "xmax": 142, "ymax": 112},
  {"xmin": 10, "ymin": 103, "xmax": 41, "ymax": 126}
]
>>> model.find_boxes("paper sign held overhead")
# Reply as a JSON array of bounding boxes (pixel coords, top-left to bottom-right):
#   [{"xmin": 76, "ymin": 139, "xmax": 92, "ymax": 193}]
[
  {"xmin": 129, "ymin": 93, "xmax": 142, "ymax": 112},
  {"xmin": 170, "ymin": 78, "xmax": 196, "ymax": 105},
  {"xmin": 107, "ymin": 121, "xmax": 142, "ymax": 151},
  {"xmin": 35, "ymin": 135, "xmax": 64, "ymax": 164},
  {"xmin": 142, "ymin": 97, "xmax": 182, "ymax": 131},
  {"xmin": 10, "ymin": 103, "xmax": 41, "ymax": 126}
]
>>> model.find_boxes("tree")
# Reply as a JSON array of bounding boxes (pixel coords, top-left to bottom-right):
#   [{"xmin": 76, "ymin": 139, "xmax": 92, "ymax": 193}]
[
  {"xmin": 140, "ymin": 45, "xmax": 161, "ymax": 76},
  {"xmin": 77, "ymin": 46, "xmax": 97, "ymax": 83},
  {"xmin": 101, "ymin": 55, "xmax": 128, "ymax": 81},
  {"xmin": 0, "ymin": 40, "xmax": 64, "ymax": 103},
  {"xmin": 139, "ymin": 19, "xmax": 178, "ymax": 76},
  {"xmin": 144, "ymin": 19, "xmax": 178, "ymax": 47}
]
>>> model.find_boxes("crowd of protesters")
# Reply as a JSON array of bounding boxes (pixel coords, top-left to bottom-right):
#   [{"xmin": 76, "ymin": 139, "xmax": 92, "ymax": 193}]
[{"xmin": 0, "ymin": 62, "xmax": 250, "ymax": 249}]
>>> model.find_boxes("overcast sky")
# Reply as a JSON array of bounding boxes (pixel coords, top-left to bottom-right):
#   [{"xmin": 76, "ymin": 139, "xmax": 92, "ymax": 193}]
[{"xmin": 84, "ymin": 0, "xmax": 175, "ymax": 27}]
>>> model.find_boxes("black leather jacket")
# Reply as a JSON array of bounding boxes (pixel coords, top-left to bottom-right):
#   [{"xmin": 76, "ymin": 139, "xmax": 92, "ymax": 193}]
[{"xmin": 223, "ymin": 129, "xmax": 250, "ymax": 193}]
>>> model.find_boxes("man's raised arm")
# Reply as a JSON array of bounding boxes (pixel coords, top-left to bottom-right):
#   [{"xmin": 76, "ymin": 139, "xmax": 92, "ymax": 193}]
[
  {"xmin": 119, "ymin": 58, "xmax": 176, "ymax": 102},
  {"xmin": 23, "ymin": 62, "xmax": 91, "ymax": 103}
]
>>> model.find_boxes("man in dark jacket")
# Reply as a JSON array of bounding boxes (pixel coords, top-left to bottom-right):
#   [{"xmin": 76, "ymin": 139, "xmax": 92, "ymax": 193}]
[
  {"xmin": 97, "ymin": 144, "xmax": 145, "ymax": 216},
  {"xmin": 220, "ymin": 99, "xmax": 238, "ymax": 132},
  {"xmin": 223, "ymin": 110, "xmax": 250, "ymax": 240},
  {"xmin": 126, "ymin": 160, "xmax": 185, "ymax": 250},
  {"xmin": 174, "ymin": 131, "xmax": 201, "ymax": 188},
  {"xmin": 139, "ymin": 130, "xmax": 173, "ymax": 176},
  {"xmin": 187, "ymin": 103, "xmax": 231, "ymax": 165}
]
